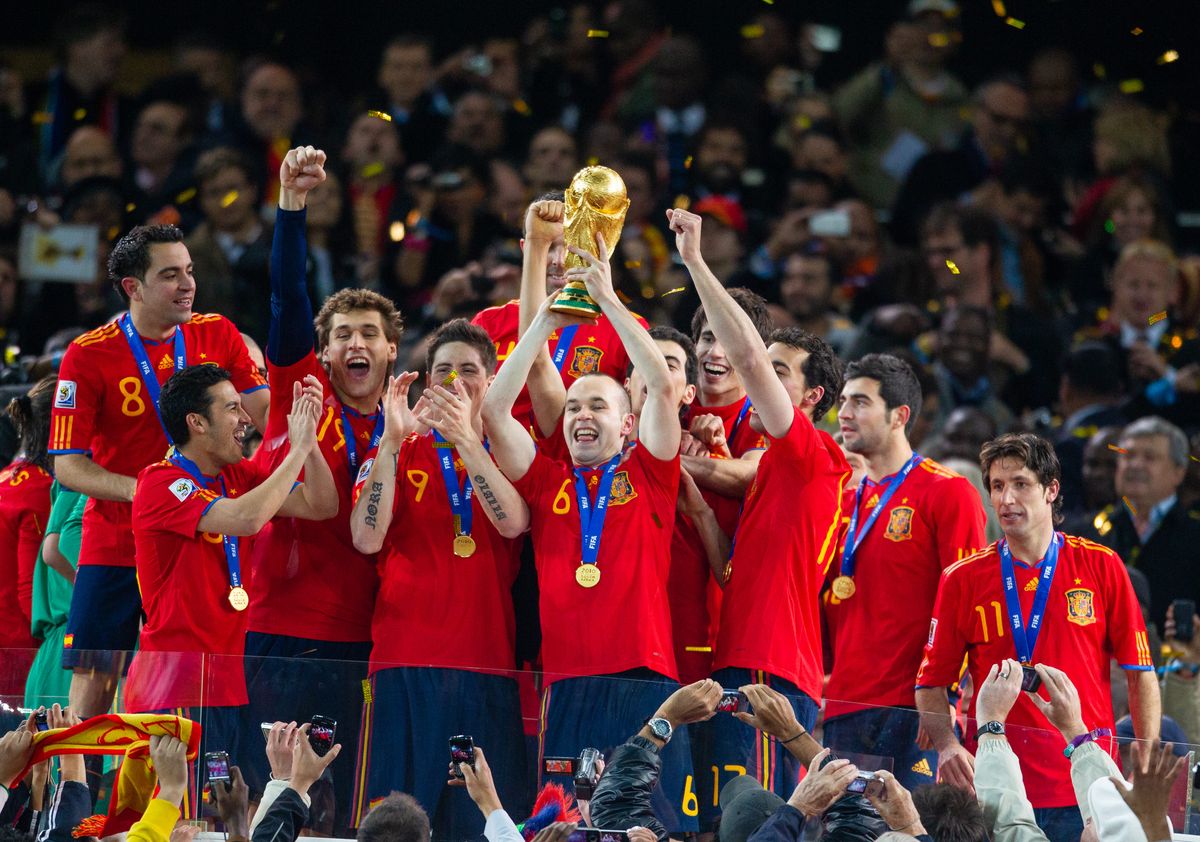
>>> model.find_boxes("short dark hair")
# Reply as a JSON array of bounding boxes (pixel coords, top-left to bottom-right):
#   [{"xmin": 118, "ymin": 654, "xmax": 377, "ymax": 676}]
[
  {"xmin": 159, "ymin": 365, "xmax": 231, "ymax": 447},
  {"xmin": 843, "ymin": 353, "xmax": 923, "ymax": 435},
  {"xmin": 425, "ymin": 318, "xmax": 498, "ymax": 374},
  {"xmin": 647, "ymin": 325, "xmax": 698, "ymax": 389},
  {"xmin": 922, "ymin": 202, "xmax": 1001, "ymax": 260},
  {"xmin": 314, "ymin": 288, "xmax": 404, "ymax": 350},
  {"xmin": 691, "ymin": 288, "xmax": 772, "ymax": 344},
  {"xmin": 980, "ymin": 432, "xmax": 1064, "ymax": 524},
  {"xmin": 383, "ymin": 33, "xmax": 435, "ymax": 58},
  {"xmin": 194, "ymin": 146, "xmax": 254, "ymax": 189},
  {"xmin": 768, "ymin": 327, "xmax": 843, "ymax": 418},
  {"xmin": 911, "ymin": 784, "xmax": 990, "ymax": 842},
  {"xmin": 55, "ymin": 3, "xmax": 126, "ymax": 60},
  {"xmin": 107, "ymin": 224, "xmax": 186, "ymax": 300},
  {"xmin": 1063, "ymin": 341, "xmax": 1124, "ymax": 398},
  {"xmin": 357, "ymin": 793, "xmax": 430, "ymax": 842}
]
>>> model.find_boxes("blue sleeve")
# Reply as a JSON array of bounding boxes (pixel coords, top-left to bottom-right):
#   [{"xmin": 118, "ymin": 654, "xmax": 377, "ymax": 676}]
[
  {"xmin": 268, "ymin": 207, "xmax": 315, "ymax": 368},
  {"xmin": 42, "ymin": 781, "xmax": 92, "ymax": 842}
]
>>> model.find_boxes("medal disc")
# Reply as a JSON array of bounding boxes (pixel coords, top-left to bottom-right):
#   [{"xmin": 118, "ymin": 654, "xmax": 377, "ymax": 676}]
[
  {"xmin": 831, "ymin": 575, "xmax": 856, "ymax": 600},
  {"xmin": 575, "ymin": 564, "xmax": 601, "ymax": 588},
  {"xmin": 453, "ymin": 534, "xmax": 477, "ymax": 558},
  {"xmin": 228, "ymin": 586, "xmax": 250, "ymax": 612}
]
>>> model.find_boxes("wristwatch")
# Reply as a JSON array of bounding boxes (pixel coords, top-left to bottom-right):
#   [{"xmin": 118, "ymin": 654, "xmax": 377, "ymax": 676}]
[
  {"xmin": 645, "ymin": 717, "xmax": 674, "ymax": 744},
  {"xmin": 974, "ymin": 720, "xmax": 1005, "ymax": 739}
]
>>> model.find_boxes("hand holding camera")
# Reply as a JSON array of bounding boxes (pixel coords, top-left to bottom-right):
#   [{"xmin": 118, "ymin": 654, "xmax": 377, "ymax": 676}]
[
  {"xmin": 653, "ymin": 678, "xmax": 723, "ymax": 727},
  {"xmin": 449, "ymin": 742, "xmax": 504, "ymax": 818},
  {"xmin": 787, "ymin": 748, "xmax": 858, "ymax": 818},
  {"xmin": 1023, "ymin": 664, "xmax": 1088, "ymax": 745},
  {"xmin": 290, "ymin": 721, "xmax": 341, "ymax": 796},
  {"xmin": 974, "ymin": 658, "xmax": 1024, "ymax": 727},
  {"xmin": 864, "ymin": 770, "xmax": 926, "ymax": 836}
]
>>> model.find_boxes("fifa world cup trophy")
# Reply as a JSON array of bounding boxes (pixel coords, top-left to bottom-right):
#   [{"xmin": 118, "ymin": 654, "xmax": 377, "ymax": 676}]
[{"xmin": 549, "ymin": 165, "xmax": 631, "ymax": 319}]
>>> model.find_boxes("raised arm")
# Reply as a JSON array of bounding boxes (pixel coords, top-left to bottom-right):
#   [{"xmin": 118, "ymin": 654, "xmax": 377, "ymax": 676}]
[
  {"xmin": 350, "ymin": 373, "xmax": 419, "ymax": 554},
  {"xmin": 198, "ymin": 379, "xmax": 321, "ymax": 536},
  {"xmin": 568, "ymin": 233, "xmax": 679, "ymax": 460},
  {"xmin": 668, "ymin": 209, "xmax": 795, "ymax": 439},
  {"xmin": 519, "ymin": 200, "xmax": 568, "ymax": 437},
  {"xmin": 681, "ymin": 449, "xmax": 763, "ymax": 498},
  {"xmin": 269, "ymin": 145, "xmax": 327, "ymax": 367},
  {"xmin": 277, "ymin": 399, "xmax": 339, "ymax": 521}
]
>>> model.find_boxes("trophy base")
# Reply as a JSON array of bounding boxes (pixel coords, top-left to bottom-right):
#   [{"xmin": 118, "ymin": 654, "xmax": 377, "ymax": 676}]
[{"xmin": 548, "ymin": 288, "xmax": 602, "ymax": 320}]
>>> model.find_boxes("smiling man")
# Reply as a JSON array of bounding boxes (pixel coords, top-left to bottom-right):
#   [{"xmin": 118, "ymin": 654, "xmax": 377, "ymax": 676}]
[
  {"xmin": 50, "ymin": 224, "xmax": 269, "ymax": 720},
  {"xmin": 916, "ymin": 432, "xmax": 1159, "ymax": 842}
]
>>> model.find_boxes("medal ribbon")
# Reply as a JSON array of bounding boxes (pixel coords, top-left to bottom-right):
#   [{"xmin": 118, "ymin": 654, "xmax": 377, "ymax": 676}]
[
  {"xmin": 169, "ymin": 452, "xmax": 242, "ymax": 593},
  {"xmin": 573, "ymin": 450, "xmax": 623, "ymax": 568},
  {"xmin": 729, "ymin": 398, "xmax": 752, "ymax": 446},
  {"xmin": 999, "ymin": 532, "xmax": 1062, "ymax": 665},
  {"xmin": 119, "ymin": 313, "xmax": 186, "ymax": 443},
  {"xmin": 340, "ymin": 405, "xmax": 385, "ymax": 482},
  {"xmin": 432, "ymin": 431, "xmax": 473, "ymax": 537},
  {"xmin": 839, "ymin": 453, "xmax": 923, "ymax": 577},
  {"xmin": 551, "ymin": 326, "xmax": 580, "ymax": 373}
]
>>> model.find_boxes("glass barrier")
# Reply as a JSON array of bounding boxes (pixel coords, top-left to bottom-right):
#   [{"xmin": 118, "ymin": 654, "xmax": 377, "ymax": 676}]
[{"xmin": 5, "ymin": 647, "xmax": 1200, "ymax": 841}]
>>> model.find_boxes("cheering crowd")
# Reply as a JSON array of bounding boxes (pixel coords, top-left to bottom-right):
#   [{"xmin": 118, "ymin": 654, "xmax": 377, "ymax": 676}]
[{"xmin": 2, "ymin": 2, "xmax": 1200, "ymax": 841}]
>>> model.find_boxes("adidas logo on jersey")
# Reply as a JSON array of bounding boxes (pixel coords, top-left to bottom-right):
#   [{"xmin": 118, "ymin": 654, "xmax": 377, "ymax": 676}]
[
  {"xmin": 1024, "ymin": 578, "xmax": 1039, "ymax": 592},
  {"xmin": 911, "ymin": 758, "xmax": 933, "ymax": 777},
  {"xmin": 158, "ymin": 355, "xmax": 174, "ymax": 370}
]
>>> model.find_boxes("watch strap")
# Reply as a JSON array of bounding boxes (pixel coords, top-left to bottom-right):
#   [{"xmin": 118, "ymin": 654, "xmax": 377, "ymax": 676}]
[
  {"xmin": 974, "ymin": 720, "xmax": 1005, "ymax": 739},
  {"xmin": 1064, "ymin": 727, "xmax": 1111, "ymax": 758}
]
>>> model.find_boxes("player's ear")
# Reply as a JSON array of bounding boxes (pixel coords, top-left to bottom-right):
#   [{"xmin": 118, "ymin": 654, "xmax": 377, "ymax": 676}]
[
  {"xmin": 1045, "ymin": 478, "xmax": 1060, "ymax": 504},
  {"xmin": 186, "ymin": 410, "xmax": 207, "ymax": 436},
  {"xmin": 121, "ymin": 276, "xmax": 141, "ymax": 301},
  {"xmin": 681, "ymin": 384, "xmax": 696, "ymax": 406},
  {"xmin": 803, "ymin": 385, "xmax": 825, "ymax": 411}
]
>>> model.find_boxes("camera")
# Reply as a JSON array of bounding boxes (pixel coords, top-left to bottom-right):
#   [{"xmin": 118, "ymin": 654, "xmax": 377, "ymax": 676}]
[
  {"xmin": 568, "ymin": 831, "xmax": 628, "ymax": 842},
  {"xmin": 34, "ymin": 710, "xmax": 49, "ymax": 732},
  {"xmin": 845, "ymin": 771, "xmax": 876, "ymax": 794},
  {"xmin": 1020, "ymin": 665, "xmax": 1042, "ymax": 693},
  {"xmin": 449, "ymin": 735, "xmax": 475, "ymax": 779},
  {"xmin": 309, "ymin": 715, "xmax": 337, "ymax": 757},
  {"xmin": 716, "ymin": 690, "xmax": 749, "ymax": 714},
  {"xmin": 1172, "ymin": 599, "xmax": 1196, "ymax": 644},
  {"xmin": 543, "ymin": 748, "xmax": 602, "ymax": 799},
  {"xmin": 205, "ymin": 751, "xmax": 231, "ymax": 784}
]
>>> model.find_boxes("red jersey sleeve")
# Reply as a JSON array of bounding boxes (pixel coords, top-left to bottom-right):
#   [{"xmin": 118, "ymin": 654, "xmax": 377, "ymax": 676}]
[
  {"xmin": 1096, "ymin": 542, "xmax": 1155, "ymax": 671},
  {"xmin": 134, "ymin": 463, "xmax": 221, "ymax": 539},
  {"xmin": 768, "ymin": 407, "xmax": 825, "ymax": 476},
  {"xmin": 932, "ymin": 476, "xmax": 988, "ymax": 571},
  {"xmin": 215, "ymin": 316, "xmax": 269, "ymax": 395},
  {"xmin": 48, "ymin": 342, "xmax": 100, "ymax": 455},
  {"xmin": 916, "ymin": 562, "xmax": 971, "ymax": 689},
  {"xmin": 16, "ymin": 505, "xmax": 45, "ymax": 628},
  {"xmin": 510, "ymin": 449, "xmax": 557, "ymax": 505}
]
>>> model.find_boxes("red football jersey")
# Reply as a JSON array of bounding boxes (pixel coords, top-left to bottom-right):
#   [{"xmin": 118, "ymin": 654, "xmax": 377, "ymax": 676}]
[
  {"xmin": 248, "ymin": 352, "xmax": 380, "ymax": 642},
  {"xmin": 824, "ymin": 459, "xmax": 986, "ymax": 717},
  {"xmin": 513, "ymin": 444, "xmax": 679, "ymax": 683},
  {"xmin": 126, "ymin": 456, "xmax": 271, "ymax": 710},
  {"xmin": 713, "ymin": 408, "xmax": 850, "ymax": 701},
  {"xmin": 0, "ymin": 461, "xmax": 52, "ymax": 649},
  {"xmin": 49, "ymin": 314, "xmax": 267, "ymax": 568},
  {"xmin": 916, "ymin": 534, "xmax": 1154, "ymax": 808},
  {"xmin": 472, "ymin": 301, "xmax": 648, "ymax": 425},
  {"xmin": 682, "ymin": 394, "xmax": 766, "ymax": 458},
  {"xmin": 351, "ymin": 434, "xmax": 522, "ymax": 675}
]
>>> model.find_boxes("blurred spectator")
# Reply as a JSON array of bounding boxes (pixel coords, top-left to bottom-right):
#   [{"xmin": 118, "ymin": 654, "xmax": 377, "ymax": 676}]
[
  {"xmin": 231, "ymin": 60, "xmax": 306, "ymax": 209},
  {"xmin": 988, "ymin": 160, "xmax": 1059, "ymax": 310},
  {"xmin": 833, "ymin": 0, "xmax": 969, "ymax": 209},
  {"xmin": 125, "ymin": 82, "xmax": 199, "ymax": 226},
  {"xmin": 0, "ymin": 251, "xmax": 25, "ymax": 354},
  {"xmin": 1026, "ymin": 47, "xmax": 1093, "ymax": 188},
  {"xmin": 787, "ymin": 123, "xmax": 852, "ymax": 200},
  {"xmin": 523, "ymin": 126, "xmax": 578, "ymax": 197},
  {"xmin": 369, "ymin": 34, "xmax": 451, "ymax": 165},
  {"xmin": 525, "ymin": 5, "xmax": 604, "ymax": 134},
  {"xmin": 772, "ymin": 241, "xmax": 856, "ymax": 357},
  {"xmin": 58, "ymin": 126, "xmax": 122, "ymax": 191},
  {"xmin": 1053, "ymin": 342, "xmax": 1126, "ymax": 516},
  {"xmin": 446, "ymin": 90, "xmax": 508, "ymax": 158},
  {"xmin": 304, "ymin": 170, "xmax": 353, "ymax": 300},
  {"xmin": 824, "ymin": 198, "xmax": 886, "ymax": 315},
  {"xmin": 931, "ymin": 305, "xmax": 1013, "ymax": 432},
  {"xmin": 342, "ymin": 111, "xmax": 408, "ymax": 288},
  {"xmin": 689, "ymin": 122, "xmax": 763, "ymax": 215},
  {"xmin": 488, "ymin": 160, "xmax": 528, "ymax": 237},
  {"xmin": 1062, "ymin": 425, "xmax": 1124, "ymax": 536},
  {"xmin": 187, "ymin": 146, "xmax": 272, "ymax": 338},
  {"xmin": 173, "ymin": 32, "xmax": 239, "ymax": 138},
  {"xmin": 891, "ymin": 75, "xmax": 1030, "ymax": 246}
]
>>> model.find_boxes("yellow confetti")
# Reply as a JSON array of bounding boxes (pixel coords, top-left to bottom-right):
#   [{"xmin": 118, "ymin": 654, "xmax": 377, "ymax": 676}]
[
  {"xmin": 946, "ymin": 260, "xmax": 960, "ymax": 275},
  {"xmin": 388, "ymin": 221, "xmax": 406, "ymax": 242},
  {"xmin": 762, "ymin": 0, "xmax": 774, "ymax": 5},
  {"xmin": 1119, "ymin": 79, "xmax": 1145, "ymax": 94},
  {"xmin": 1123, "ymin": 496, "xmax": 1138, "ymax": 516},
  {"xmin": 1191, "ymin": 454, "xmax": 1199, "ymax": 463},
  {"xmin": 367, "ymin": 110, "xmax": 392, "ymax": 122},
  {"xmin": 662, "ymin": 286, "xmax": 686, "ymax": 297},
  {"xmin": 31, "ymin": 111, "xmax": 53, "ymax": 125},
  {"xmin": 406, "ymin": 209, "xmax": 422, "ymax": 227},
  {"xmin": 1004, "ymin": 17, "xmax": 1025, "ymax": 29},
  {"xmin": 624, "ymin": 260, "xmax": 642, "ymax": 269},
  {"xmin": 220, "ymin": 190, "xmax": 239, "ymax": 208},
  {"xmin": 673, "ymin": 194, "xmax": 691, "ymax": 210},
  {"xmin": 361, "ymin": 162, "xmax": 385, "ymax": 178},
  {"xmin": 125, "ymin": 203, "xmax": 136, "ymax": 213},
  {"xmin": 793, "ymin": 114, "xmax": 813, "ymax": 132},
  {"xmin": 586, "ymin": 156, "xmax": 599, "ymax": 166},
  {"xmin": 928, "ymin": 31, "xmax": 952, "ymax": 47},
  {"xmin": 684, "ymin": 155, "xmax": 693, "ymax": 169},
  {"xmin": 684, "ymin": 646, "xmax": 713, "ymax": 653},
  {"xmin": 106, "ymin": 226, "xmax": 120, "ymax": 241},
  {"xmin": 513, "ymin": 98, "xmax": 532, "ymax": 116},
  {"xmin": 991, "ymin": 0, "xmax": 1006, "ymax": 15},
  {"xmin": 73, "ymin": 108, "xmax": 86, "ymax": 120},
  {"xmin": 175, "ymin": 187, "xmax": 197, "ymax": 204},
  {"xmin": 1149, "ymin": 311, "xmax": 1167, "ymax": 325},
  {"xmin": 586, "ymin": 29, "xmax": 609, "ymax": 38},
  {"xmin": 1131, "ymin": 26, "xmax": 1144, "ymax": 36},
  {"xmin": 1093, "ymin": 63, "xmax": 1107, "ymax": 79},
  {"xmin": 1157, "ymin": 50, "xmax": 1180, "ymax": 65},
  {"xmin": 741, "ymin": 24, "xmax": 765, "ymax": 39},
  {"xmin": 441, "ymin": 370, "xmax": 458, "ymax": 387},
  {"xmin": 1107, "ymin": 444, "xmax": 1128, "ymax": 454},
  {"xmin": 1171, "ymin": 335, "xmax": 1183, "ymax": 349}
]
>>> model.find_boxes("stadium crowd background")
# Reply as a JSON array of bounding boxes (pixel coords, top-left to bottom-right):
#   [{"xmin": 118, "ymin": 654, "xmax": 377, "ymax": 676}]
[{"xmin": 1, "ymin": 1, "xmax": 1200, "ymax": 841}]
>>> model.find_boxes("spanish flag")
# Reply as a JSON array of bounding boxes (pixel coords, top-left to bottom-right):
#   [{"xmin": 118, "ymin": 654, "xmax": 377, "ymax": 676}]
[{"xmin": 12, "ymin": 713, "xmax": 200, "ymax": 836}]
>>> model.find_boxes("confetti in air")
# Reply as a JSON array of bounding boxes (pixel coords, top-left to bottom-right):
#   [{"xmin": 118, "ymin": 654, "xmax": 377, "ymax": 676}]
[
  {"xmin": 1123, "ymin": 496, "xmax": 1138, "ymax": 517},
  {"xmin": 625, "ymin": 260, "xmax": 642, "ymax": 269},
  {"xmin": 1093, "ymin": 63, "xmax": 1107, "ymax": 79},
  {"xmin": 662, "ymin": 287, "xmax": 686, "ymax": 297},
  {"xmin": 1107, "ymin": 444, "xmax": 1128, "ymax": 454},
  {"xmin": 73, "ymin": 108, "xmax": 86, "ymax": 120},
  {"xmin": 220, "ymin": 191, "xmax": 239, "ymax": 208},
  {"xmin": 175, "ymin": 188, "xmax": 197, "ymax": 203},
  {"xmin": 361, "ymin": 162, "xmax": 385, "ymax": 178},
  {"xmin": 1119, "ymin": 79, "xmax": 1145, "ymax": 94},
  {"xmin": 587, "ymin": 29, "xmax": 609, "ymax": 38},
  {"xmin": 1149, "ymin": 311, "xmax": 1167, "ymax": 325},
  {"xmin": 125, "ymin": 203, "xmax": 137, "ymax": 213},
  {"xmin": 741, "ymin": 24, "xmax": 765, "ymax": 39},
  {"xmin": 991, "ymin": 0, "xmax": 1006, "ymax": 15},
  {"xmin": 1131, "ymin": 27, "xmax": 1144, "ymax": 36},
  {"xmin": 1004, "ymin": 17, "xmax": 1025, "ymax": 29},
  {"xmin": 367, "ymin": 110, "xmax": 392, "ymax": 122},
  {"xmin": 673, "ymin": 195, "xmax": 691, "ymax": 211},
  {"xmin": 684, "ymin": 156, "xmax": 694, "ymax": 169},
  {"xmin": 946, "ymin": 260, "xmax": 960, "ymax": 275},
  {"xmin": 389, "ymin": 222, "xmax": 405, "ymax": 242},
  {"xmin": 1157, "ymin": 50, "xmax": 1180, "ymax": 65}
]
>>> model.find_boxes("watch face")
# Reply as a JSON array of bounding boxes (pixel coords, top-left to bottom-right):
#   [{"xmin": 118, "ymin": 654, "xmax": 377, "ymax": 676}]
[{"xmin": 650, "ymin": 718, "xmax": 671, "ymax": 739}]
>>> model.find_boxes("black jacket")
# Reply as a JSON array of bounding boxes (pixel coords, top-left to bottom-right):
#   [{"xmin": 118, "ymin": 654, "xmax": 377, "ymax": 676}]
[
  {"xmin": 588, "ymin": 736, "xmax": 668, "ymax": 841},
  {"xmin": 252, "ymin": 786, "xmax": 309, "ymax": 842}
]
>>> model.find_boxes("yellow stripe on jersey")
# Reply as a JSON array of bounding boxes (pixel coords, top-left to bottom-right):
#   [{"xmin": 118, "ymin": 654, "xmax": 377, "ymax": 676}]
[
  {"xmin": 918, "ymin": 458, "xmax": 963, "ymax": 479},
  {"xmin": 816, "ymin": 468, "xmax": 850, "ymax": 576},
  {"xmin": 943, "ymin": 545, "xmax": 994, "ymax": 578}
]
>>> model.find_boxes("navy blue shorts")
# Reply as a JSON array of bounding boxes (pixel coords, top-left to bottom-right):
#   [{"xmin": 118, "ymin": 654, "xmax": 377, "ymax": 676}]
[
  {"xmin": 540, "ymin": 669, "xmax": 697, "ymax": 834},
  {"xmin": 62, "ymin": 565, "xmax": 140, "ymax": 671},
  {"xmin": 822, "ymin": 707, "xmax": 938, "ymax": 790},
  {"xmin": 356, "ymin": 667, "xmax": 527, "ymax": 842},
  {"xmin": 151, "ymin": 705, "xmax": 244, "ymax": 820},
  {"xmin": 693, "ymin": 668, "xmax": 819, "ymax": 827},
  {"xmin": 242, "ymin": 632, "xmax": 370, "ymax": 835}
]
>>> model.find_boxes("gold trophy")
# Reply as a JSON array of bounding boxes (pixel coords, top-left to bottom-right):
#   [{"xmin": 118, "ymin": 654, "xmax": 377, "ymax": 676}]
[{"xmin": 549, "ymin": 165, "xmax": 631, "ymax": 319}]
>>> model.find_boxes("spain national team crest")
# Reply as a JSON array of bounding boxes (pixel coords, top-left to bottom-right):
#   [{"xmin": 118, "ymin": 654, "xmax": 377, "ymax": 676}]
[
  {"xmin": 568, "ymin": 345, "xmax": 603, "ymax": 378},
  {"xmin": 609, "ymin": 470, "xmax": 637, "ymax": 505},
  {"xmin": 1066, "ymin": 588, "xmax": 1096, "ymax": 626},
  {"xmin": 884, "ymin": 506, "xmax": 915, "ymax": 542}
]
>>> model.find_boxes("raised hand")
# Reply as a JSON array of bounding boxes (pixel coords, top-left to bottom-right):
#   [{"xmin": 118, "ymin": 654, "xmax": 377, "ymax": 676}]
[
  {"xmin": 788, "ymin": 748, "xmax": 858, "ymax": 818},
  {"xmin": 280, "ymin": 146, "xmax": 328, "ymax": 195},
  {"xmin": 266, "ymin": 721, "xmax": 299, "ymax": 781},
  {"xmin": 525, "ymin": 199, "xmax": 564, "ymax": 242},
  {"xmin": 688, "ymin": 413, "xmax": 729, "ymax": 456},
  {"xmin": 1111, "ymin": 740, "xmax": 1188, "ymax": 842},
  {"xmin": 565, "ymin": 232, "xmax": 616, "ymax": 303},
  {"xmin": 654, "ymin": 678, "xmax": 723, "ymax": 726},
  {"xmin": 286, "ymin": 379, "xmax": 321, "ymax": 454},
  {"xmin": 1025, "ymin": 664, "xmax": 1088, "ymax": 743},
  {"xmin": 381, "ymin": 372, "xmax": 423, "ymax": 445},
  {"xmin": 974, "ymin": 659, "xmax": 1023, "ymax": 727},
  {"xmin": 735, "ymin": 684, "xmax": 802, "ymax": 742},
  {"xmin": 665, "ymin": 208, "xmax": 703, "ymax": 265},
  {"xmin": 419, "ymin": 384, "xmax": 476, "ymax": 447}
]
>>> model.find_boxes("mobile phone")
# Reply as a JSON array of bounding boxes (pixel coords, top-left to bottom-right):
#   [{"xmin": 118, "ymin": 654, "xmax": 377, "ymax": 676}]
[
  {"xmin": 1172, "ymin": 599, "xmax": 1196, "ymax": 644},
  {"xmin": 567, "ymin": 831, "xmax": 628, "ymax": 842},
  {"xmin": 34, "ymin": 710, "xmax": 49, "ymax": 732},
  {"xmin": 205, "ymin": 751, "xmax": 231, "ymax": 784},
  {"xmin": 1020, "ymin": 665, "xmax": 1042, "ymax": 693},
  {"xmin": 309, "ymin": 715, "xmax": 336, "ymax": 757},
  {"xmin": 716, "ymin": 690, "xmax": 749, "ymax": 714},
  {"xmin": 845, "ymin": 771, "xmax": 875, "ymax": 793},
  {"xmin": 449, "ymin": 735, "xmax": 475, "ymax": 779},
  {"xmin": 809, "ymin": 209, "xmax": 851, "ymax": 238}
]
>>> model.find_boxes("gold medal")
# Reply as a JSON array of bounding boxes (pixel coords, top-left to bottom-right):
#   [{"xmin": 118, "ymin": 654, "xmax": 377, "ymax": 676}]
[
  {"xmin": 831, "ymin": 576, "xmax": 856, "ymax": 600},
  {"xmin": 453, "ymin": 534, "xmax": 477, "ymax": 558},
  {"xmin": 228, "ymin": 586, "xmax": 250, "ymax": 612},
  {"xmin": 575, "ymin": 564, "xmax": 601, "ymax": 588}
]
